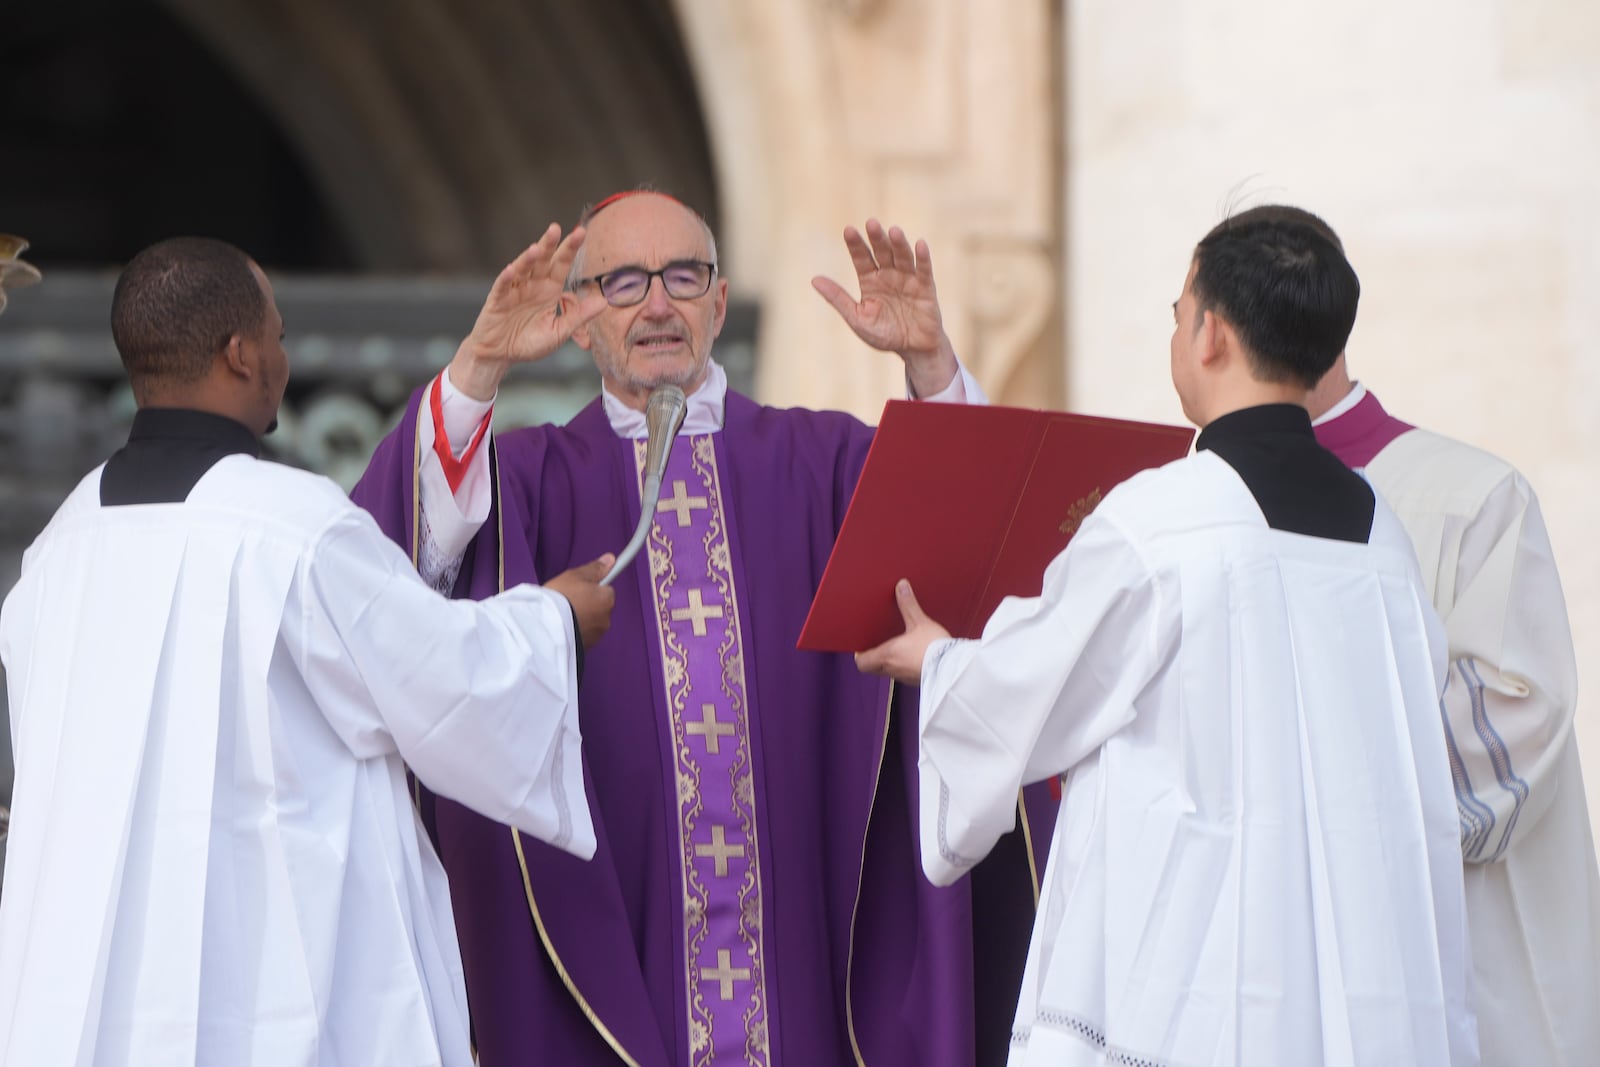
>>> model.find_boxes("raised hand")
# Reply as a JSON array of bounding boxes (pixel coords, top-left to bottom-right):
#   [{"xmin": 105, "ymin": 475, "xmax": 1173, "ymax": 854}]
[
  {"xmin": 449, "ymin": 224, "xmax": 611, "ymax": 401},
  {"xmin": 854, "ymin": 580, "xmax": 951, "ymax": 686},
  {"xmin": 811, "ymin": 219, "xmax": 958, "ymax": 396}
]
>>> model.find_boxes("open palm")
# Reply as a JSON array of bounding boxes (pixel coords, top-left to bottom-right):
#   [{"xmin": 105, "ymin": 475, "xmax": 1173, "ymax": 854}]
[
  {"xmin": 462, "ymin": 224, "xmax": 608, "ymax": 368},
  {"xmin": 813, "ymin": 219, "xmax": 946, "ymax": 361}
]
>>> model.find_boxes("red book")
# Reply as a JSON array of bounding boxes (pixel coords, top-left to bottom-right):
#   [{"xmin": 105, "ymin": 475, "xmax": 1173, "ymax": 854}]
[{"xmin": 798, "ymin": 401, "xmax": 1195, "ymax": 652}]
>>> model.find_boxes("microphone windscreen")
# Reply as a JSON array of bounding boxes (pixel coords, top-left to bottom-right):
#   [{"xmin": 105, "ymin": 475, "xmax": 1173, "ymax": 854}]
[{"xmin": 642, "ymin": 385, "xmax": 689, "ymax": 479}]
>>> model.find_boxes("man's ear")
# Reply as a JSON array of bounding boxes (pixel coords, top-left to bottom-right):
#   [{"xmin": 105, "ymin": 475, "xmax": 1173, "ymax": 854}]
[
  {"xmin": 572, "ymin": 321, "xmax": 594, "ymax": 350},
  {"xmin": 710, "ymin": 276, "xmax": 729, "ymax": 342},
  {"xmin": 221, "ymin": 333, "xmax": 252, "ymax": 380},
  {"xmin": 1197, "ymin": 309, "xmax": 1227, "ymax": 369}
]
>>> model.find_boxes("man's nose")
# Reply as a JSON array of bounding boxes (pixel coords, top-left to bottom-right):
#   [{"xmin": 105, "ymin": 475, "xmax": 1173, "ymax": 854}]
[{"xmin": 642, "ymin": 273, "xmax": 675, "ymax": 314}]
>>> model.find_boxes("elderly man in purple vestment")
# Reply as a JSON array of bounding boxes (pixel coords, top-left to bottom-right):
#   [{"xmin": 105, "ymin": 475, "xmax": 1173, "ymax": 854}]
[{"xmin": 352, "ymin": 191, "xmax": 1049, "ymax": 1067}]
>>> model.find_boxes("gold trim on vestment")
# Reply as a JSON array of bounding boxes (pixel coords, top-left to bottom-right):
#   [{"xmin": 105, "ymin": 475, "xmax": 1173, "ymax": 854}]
[
  {"xmin": 410, "ymin": 399, "xmax": 424, "ymax": 568},
  {"xmin": 408, "ymin": 407, "xmax": 425, "ymax": 819},
  {"xmin": 495, "ymin": 454, "xmax": 642, "ymax": 1067},
  {"xmin": 638, "ymin": 439, "xmax": 710, "ymax": 1061},
  {"xmin": 844, "ymin": 680, "xmax": 895, "ymax": 1067},
  {"xmin": 513, "ymin": 831, "xmax": 642, "ymax": 1067},
  {"xmin": 697, "ymin": 438, "xmax": 770, "ymax": 1066},
  {"xmin": 1017, "ymin": 792, "xmax": 1041, "ymax": 909},
  {"xmin": 495, "ymin": 452, "xmax": 504, "ymax": 592},
  {"xmin": 640, "ymin": 436, "xmax": 771, "ymax": 1066}
]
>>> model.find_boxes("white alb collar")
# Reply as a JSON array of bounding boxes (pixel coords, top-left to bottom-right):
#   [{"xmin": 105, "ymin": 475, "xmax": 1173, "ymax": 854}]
[
  {"xmin": 1311, "ymin": 380, "xmax": 1367, "ymax": 426},
  {"xmin": 601, "ymin": 359, "xmax": 728, "ymax": 440}
]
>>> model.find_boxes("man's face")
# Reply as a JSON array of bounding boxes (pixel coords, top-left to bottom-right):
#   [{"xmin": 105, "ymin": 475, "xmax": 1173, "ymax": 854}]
[
  {"xmin": 572, "ymin": 194, "xmax": 728, "ymax": 408},
  {"xmin": 247, "ymin": 263, "xmax": 289, "ymax": 435}
]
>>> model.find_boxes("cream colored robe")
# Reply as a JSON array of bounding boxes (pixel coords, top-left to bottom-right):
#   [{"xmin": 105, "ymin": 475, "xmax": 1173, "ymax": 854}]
[{"xmin": 1365, "ymin": 427, "xmax": 1600, "ymax": 1067}]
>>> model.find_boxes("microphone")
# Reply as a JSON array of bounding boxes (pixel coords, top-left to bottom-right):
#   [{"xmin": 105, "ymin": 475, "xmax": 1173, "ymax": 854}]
[{"xmin": 600, "ymin": 384, "xmax": 689, "ymax": 587}]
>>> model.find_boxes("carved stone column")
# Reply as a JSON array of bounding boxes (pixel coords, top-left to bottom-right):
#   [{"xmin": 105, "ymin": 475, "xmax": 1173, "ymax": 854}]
[{"xmin": 673, "ymin": 0, "xmax": 1062, "ymax": 417}]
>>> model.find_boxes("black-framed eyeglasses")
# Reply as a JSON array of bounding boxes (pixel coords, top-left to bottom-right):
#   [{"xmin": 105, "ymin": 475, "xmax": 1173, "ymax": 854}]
[{"xmin": 578, "ymin": 260, "xmax": 716, "ymax": 307}]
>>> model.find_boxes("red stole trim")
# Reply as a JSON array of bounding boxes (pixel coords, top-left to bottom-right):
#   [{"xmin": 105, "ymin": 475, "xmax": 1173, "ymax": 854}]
[{"xmin": 428, "ymin": 373, "xmax": 492, "ymax": 494}]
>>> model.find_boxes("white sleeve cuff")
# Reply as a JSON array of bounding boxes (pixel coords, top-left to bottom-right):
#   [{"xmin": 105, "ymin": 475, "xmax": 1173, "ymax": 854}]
[
  {"xmin": 416, "ymin": 383, "xmax": 493, "ymax": 588},
  {"xmin": 909, "ymin": 360, "xmax": 987, "ymax": 405},
  {"xmin": 920, "ymin": 636, "xmax": 974, "ymax": 710},
  {"xmin": 440, "ymin": 366, "xmax": 497, "ymax": 459}
]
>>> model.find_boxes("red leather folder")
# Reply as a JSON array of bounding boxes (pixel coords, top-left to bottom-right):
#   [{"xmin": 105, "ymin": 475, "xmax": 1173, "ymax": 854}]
[{"xmin": 798, "ymin": 401, "xmax": 1195, "ymax": 652}]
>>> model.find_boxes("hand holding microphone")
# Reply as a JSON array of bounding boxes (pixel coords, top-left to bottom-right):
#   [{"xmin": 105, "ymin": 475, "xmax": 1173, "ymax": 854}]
[{"xmin": 544, "ymin": 553, "xmax": 618, "ymax": 649}]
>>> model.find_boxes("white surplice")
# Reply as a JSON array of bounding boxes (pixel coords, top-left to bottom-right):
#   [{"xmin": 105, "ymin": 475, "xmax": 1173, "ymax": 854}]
[
  {"xmin": 0, "ymin": 455, "xmax": 595, "ymax": 1067},
  {"xmin": 917, "ymin": 450, "xmax": 1476, "ymax": 1067},
  {"xmin": 1362, "ymin": 426, "xmax": 1600, "ymax": 1066}
]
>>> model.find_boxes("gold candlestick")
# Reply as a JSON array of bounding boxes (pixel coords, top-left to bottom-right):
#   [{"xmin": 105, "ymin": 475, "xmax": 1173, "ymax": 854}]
[{"xmin": 0, "ymin": 234, "xmax": 42, "ymax": 316}]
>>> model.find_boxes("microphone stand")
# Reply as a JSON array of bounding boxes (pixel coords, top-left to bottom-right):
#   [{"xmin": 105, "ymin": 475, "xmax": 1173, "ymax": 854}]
[{"xmin": 599, "ymin": 384, "xmax": 689, "ymax": 587}]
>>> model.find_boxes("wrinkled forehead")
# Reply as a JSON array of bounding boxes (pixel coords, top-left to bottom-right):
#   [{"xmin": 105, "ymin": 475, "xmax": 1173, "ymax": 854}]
[{"xmin": 581, "ymin": 195, "xmax": 712, "ymax": 274}]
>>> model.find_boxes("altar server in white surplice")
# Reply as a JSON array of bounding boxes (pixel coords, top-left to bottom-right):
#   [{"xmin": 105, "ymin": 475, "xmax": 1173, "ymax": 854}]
[
  {"xmin": 0, "ymin": 235, "xmax": 617, "ymax": 1067},
  {"xmin": 1303, "ymin": 226, "xmax": 1599, "ymax": 1066},
  {"xmin": 858, "ymin": 207, "xmax": 1477, "ymax": 1067}
]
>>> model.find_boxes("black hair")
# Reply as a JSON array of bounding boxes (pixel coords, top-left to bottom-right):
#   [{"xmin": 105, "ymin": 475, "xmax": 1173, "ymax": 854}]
[
  {"xmin": 1190, "ymin": 205, "xmax": 1358, "ymax": 388},
  {"xmin": 110, "ymin": 236, "xmax": 265, "ymax": 389}
]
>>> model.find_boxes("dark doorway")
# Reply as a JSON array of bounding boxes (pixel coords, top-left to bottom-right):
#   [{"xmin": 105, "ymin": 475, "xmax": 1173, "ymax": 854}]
[
  {"xmin": 0, "ymin": 0, "xmax": 356, "ymax": 270},
  {"xmin": 1, "ymin": 0, "xmax": 721, "ymax": 273}
]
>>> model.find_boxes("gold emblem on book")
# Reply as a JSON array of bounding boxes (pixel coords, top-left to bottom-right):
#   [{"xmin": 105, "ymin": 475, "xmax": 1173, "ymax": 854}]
[{"xmin": 1058, "ymin": 488, "xmax": 1103, "ymax": 537}]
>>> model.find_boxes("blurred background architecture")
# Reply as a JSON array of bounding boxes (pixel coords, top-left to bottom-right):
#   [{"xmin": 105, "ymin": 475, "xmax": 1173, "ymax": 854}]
[{"xmin": 1, "ymin": 0, "xmax": 1596, "ymax": 873}]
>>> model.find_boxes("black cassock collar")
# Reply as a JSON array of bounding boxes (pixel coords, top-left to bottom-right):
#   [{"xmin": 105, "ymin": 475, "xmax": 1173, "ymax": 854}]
[
  {"xmin": 1196, "ymin": 403, "xmax": 1375, "ymax": 544},
  {"xmin": 100, "ymin": 408, "xmax": 261, "ymax": 507}
]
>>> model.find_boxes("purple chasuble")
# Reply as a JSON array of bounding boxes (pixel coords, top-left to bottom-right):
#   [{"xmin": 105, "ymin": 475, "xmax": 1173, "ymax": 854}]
[
  {"xmin": 1313, "ymin": 389, "xmax": 1415, "ymax": 469},
  {"xmin": 352, "ymin": 390, "xmax": 1050, "ymax": 1067}
]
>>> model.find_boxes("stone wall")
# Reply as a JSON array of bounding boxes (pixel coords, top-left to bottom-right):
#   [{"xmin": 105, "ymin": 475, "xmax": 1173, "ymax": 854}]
[{"xmin": 1059, "ymin": 0, "xmax": 1600, "ymax": 838}]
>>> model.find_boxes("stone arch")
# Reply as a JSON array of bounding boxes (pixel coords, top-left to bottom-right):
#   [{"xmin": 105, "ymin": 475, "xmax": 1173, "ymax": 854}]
[{"xmin": 158, "ymin": 0, "xmax": 721, "ymax": 273}]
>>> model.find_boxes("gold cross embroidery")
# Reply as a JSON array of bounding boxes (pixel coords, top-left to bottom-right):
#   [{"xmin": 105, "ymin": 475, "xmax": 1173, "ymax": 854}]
[
  {"xmin": 694, "ymin": 824, "xmax": 746, "ymax": 877},
  {"xmin": 656, "ymin": 479, "xmax": 709, "ymax": 526},
  {"xmin": 686, "ymin": 703, "xmax": 736, "ymax": 755},
  {"xmin": 700, "ymin": 948, "xmax": 752, "ymax": 1001},
  {"xmin": 670, "ymin": 588, "xmax": 725, "ymax": 637}
]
